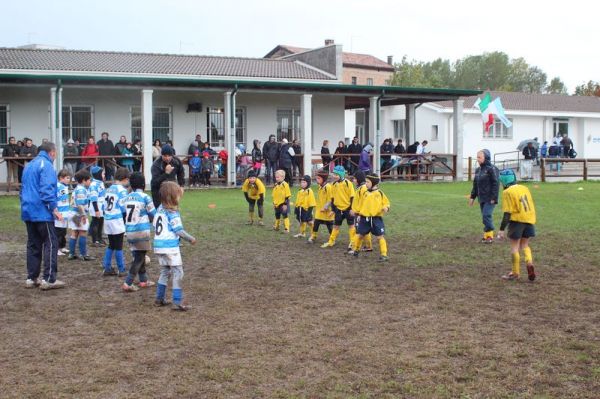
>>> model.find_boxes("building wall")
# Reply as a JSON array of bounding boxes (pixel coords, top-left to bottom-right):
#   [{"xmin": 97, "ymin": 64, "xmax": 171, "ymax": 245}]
[{"xmin": 342, "ymin": 67, "xmax": 392, "ymax": 86}]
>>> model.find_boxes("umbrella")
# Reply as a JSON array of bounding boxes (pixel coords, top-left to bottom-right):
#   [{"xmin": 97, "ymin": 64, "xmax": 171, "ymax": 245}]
[{"xmin": 517, "ymin": 139, "xmax": 540, "ymax": 151}]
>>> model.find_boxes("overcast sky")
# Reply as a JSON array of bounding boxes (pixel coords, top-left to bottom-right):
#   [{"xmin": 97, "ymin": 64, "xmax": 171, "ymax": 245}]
[{"xmin": 1, "ymin": 0, "xmax": 597, "ymax": 92}]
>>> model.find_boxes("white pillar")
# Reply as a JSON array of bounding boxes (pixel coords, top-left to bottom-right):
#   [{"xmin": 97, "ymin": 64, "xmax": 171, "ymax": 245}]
[
  {"xmin": 224, "ymin": 91, "xmax": 237, "ymax": 186},
  {"xmin": 141, "ymin": 89, "xmax": 153, "ymax": 186},
  {"xmin": 369, "ymin": 96, "xmax": 380, "ymax": 174},
  {"xmin": 50, "ymin": 87, "xmax": 57, "ymax": 168},
  {"xmin": 300, "ymin": 94, "xmax": 312, "ymax": 177},
  {"xmin": 453, "ymin": 99, "xmax": 464, "ymax": 180},
  {"xmin": 57, "ymin": 87, "xmax": 63, "ymax": 170},
  {"xmin": 406, "ymin": 104, "xmax": 416, "ymax": 144}
]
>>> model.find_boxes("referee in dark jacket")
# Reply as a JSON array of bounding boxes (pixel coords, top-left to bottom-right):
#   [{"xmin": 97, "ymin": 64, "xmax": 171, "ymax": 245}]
[
  {"xmin": 150, "ymin": 144, "xmax": 185, "ymax": 208},
  {"xmin": 469, "ymin": 149, "xmax": 499, "ymax": 243}
]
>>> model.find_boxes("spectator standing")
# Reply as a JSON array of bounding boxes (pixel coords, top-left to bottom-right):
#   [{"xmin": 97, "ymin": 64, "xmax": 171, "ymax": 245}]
[
  {"xmin": 262, "ymin": 134, "xmax": 280, "ymax": 184},
  {"xmin": 63, "ymin": 138, "xmax": 79, "ymax": 177},
  {"xmin": 152, "ymin": 139, "xmax": 162, "ymax": 161},
  {"xmin": 560, "ymin": 134, "xmax": 574, "ymax": 158},
  {"xmin": 2, "ymin": 136, "xmax": 19, "ymax": 190},
  {"xmin": 347, "ymin": 136, "xmax": 362, "ymax": 174},
  {"xmin": 521, "ymin": 142, "xmax": 535, "ymax": 180},
  {"xmin": 18, "ymin": 138, "xmax": 38, "ymax": 183},
  {"xmin": 279, "ymin": 138, "xmax": 294, "ymax": 186},
  {"xmin": 251, "ymin": 139, "xmax": 263, "ymax": 176},
  {"xmin": 469, "ymin": 149, "xmax": 499, "ymax": 243},
  {"xmin": 334, "ymin": 140, "xmax": 347, "ymax": 169},
  {"xmin": 114, "ymin": 135, "xmax": 128, "ymax": 168},
  {"xmin": 321, "ymin": 140, "xmax": 332, "ymax": 171},
  {"xmin": 150, "ymin": 144, "xmax": 185, "ymax": 208},
  {"xmin": 292, "ymin": 139, "xmax": 303, "ymax": 177},
  {"xmin": 132, "ymin": 139, "xmax": 142, "ymax": 172},
  {"xmin": 380, "ymin": 138, "xmax": 395, "ymax": 175},
  {"xmin": 20, "ymin": 142, "xmax": 65, "ymax": 289},
  {"xmin": 81, "ymin": 136, "xmax": 99, "ymax": 167},
  {"xmin": 97, "ymin": 132, "xmax": 116, "ymax": 180},
  {"xmin": 394, "ymin": 139, "xmax": 407, "ymax": 177},
  {"xmin": 121, "ymin": 142, "xmax": 135, "ymax": 172},
  {"xmin": 359, "ymin": 144, "xmax": 373, "ymax": 173}
]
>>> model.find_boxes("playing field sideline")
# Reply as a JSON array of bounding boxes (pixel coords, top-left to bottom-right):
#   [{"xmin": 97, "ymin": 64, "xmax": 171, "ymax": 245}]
[{"xmin": 1, "ymin": 181, "xmax": 599, "ymax": 398}]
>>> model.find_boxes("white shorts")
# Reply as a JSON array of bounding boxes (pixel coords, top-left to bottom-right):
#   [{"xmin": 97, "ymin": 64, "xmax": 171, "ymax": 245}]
[
  {"xmin": 156, "ymin": 252, "xmax": 182, "ymax": 266},
  {"xmin": 104, "ymin": 218, "xmax": 125, "ymax": 235},
  {"xmin": 68, "ymin": 214, "xmax": 89, "ymax": 231}
]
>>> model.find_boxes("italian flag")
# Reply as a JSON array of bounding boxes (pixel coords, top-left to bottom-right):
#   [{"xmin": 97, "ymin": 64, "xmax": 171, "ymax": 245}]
[{"xmin": 474, "ymin": 93, "xmax": 494, "ymax": 133}]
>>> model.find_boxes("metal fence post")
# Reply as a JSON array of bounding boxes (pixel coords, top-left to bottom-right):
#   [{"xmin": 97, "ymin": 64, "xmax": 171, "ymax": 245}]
[{"xmin": 467, "ymin": 157, "xmax": 472, "ymax": 181}]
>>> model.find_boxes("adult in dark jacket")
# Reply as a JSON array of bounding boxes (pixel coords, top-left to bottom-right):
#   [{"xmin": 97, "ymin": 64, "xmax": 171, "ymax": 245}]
[
  {"xmin": 469, "ymin": 149, "xmax": 499, "ymax": 243},
  {"xmin": 262, "ymin": 134, "xmax": 280, "ymax": 184},
  {"xmin": 63, "ymin": 138, "xmax": 80, "ymax": 176},
  {"xmin": 291, "ymin": 139, "xmax": 302, "ymax": 177},
  {"xmin": 18, "ymin": 138, "xmax": 37, "ymax": 183},
  {"xmin": 2, "ymin": 136, "xmax": 19, "ymax": 189},
  {"xmin": 20, "ymin": 142, "xmax": 65, "ymax": 289},
  {"xmin": 346, "ymin": 136, "xmax": 362, "ymax": 174},
  {"xmin": 380, "ymin": 139, "xmax": 395, "ymax": 175},
  {"xmin": 114, "ymin": 135, "xmax": 128, "ymax": 167},
  {"xmin": 97, "ymin": 132, "xmax": 115, "ymax": 180},
  {"xmin": 394, "ymin": 139, "xmax": 407, "ymax": 176},
  {"xmin": 251, "ymin": 139, "xmax": 263, "ymax": 176},
  {"xmin": 334, "ymin": 140, "xmax": 347, "ymax": 169},
  {"xmin": 321, "ymin": 140, "xmax": 332, "ymax": 170},
  {"xmin": 278, "ymin": 138, "xmax": 294, "ymax": 186},
  {"xmin": 150, "ymin": 145, "xmax": 186, "ymax": 208}
]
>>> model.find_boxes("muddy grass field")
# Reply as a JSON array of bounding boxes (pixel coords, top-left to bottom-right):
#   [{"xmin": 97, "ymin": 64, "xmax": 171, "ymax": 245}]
[{"xmin": 1, "ymin": 181, "xmax": 599, "ymax": 398}]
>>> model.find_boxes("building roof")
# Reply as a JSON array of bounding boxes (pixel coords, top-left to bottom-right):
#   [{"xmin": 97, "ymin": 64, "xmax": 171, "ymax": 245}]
[
  {"xmin": 437, "ymin": 91, "xmax": 600, "ymax": 113},
  {"xmin": 0, "ymin": 47, "xmax": 336, "ymax": 80},
  {"xmin": 265, "ymin": 45, "xmax": 395, "ymax": 71}
]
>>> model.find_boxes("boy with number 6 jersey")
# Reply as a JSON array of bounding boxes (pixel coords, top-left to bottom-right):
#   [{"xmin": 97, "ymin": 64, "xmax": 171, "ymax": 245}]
[
  {"xmin": 55, "ymin": 169, "xmax": 72, "ymax": 256},
  {"xmin": 102, "ymin": 167, "xmax": 130, "ymax": 276},
  {"xmin": 68, "ymin": 169, "xmax": 93, "ymax": 261},
  {"xmin": 154, "ymin": 181, "xmax": 196, "ymax": 311},
  {"xmin": 122, "ymin": 172, "xmax": 157, "ymax": 292}
]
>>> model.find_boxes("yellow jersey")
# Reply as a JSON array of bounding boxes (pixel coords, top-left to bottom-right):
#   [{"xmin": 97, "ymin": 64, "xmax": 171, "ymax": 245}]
[
  {"xmin": 331, "ymin": 179, "xmax": 355, "ymax": 211},
  {"xmin": 502, "ymin": 184, "xmax": 536, "ymax": 224},
  {"xmin": 295, "ymin": 187, "xmax": 317, "ymax": 210},
  {"xmin": 315, "ymin": 183, "xmax": 334, "ymax": 221},
  {"xmin": 241, "ymin": 178, "xmax": 266, "ymax": 200},
  {"xmin": 352, "ymin": 183, "xmax": 368, "ymax": 214},
  {"xmin": 272, "ymin": 181, "xmax": 291, "ymax": 206},
  {"xmin": 358, "ymin": 188, "xmax": 390, "ymax": 217}
]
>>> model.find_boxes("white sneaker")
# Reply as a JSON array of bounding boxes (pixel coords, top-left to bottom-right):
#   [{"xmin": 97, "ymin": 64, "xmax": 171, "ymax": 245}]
[
  {"xmin": 320, "ymin": 242, "xmax": 334, "ymax": 248},
  {"xmin": 25, "ymin": 278, "xmax": 41, "ymax": 288},
  {"xmin": 40, "ymin": 279, "xmax": 66, "ymax": 290},
  {"xmin": 293, "ymin": 233, "xmax": 305, "ymax": 238},
  {"xmin": 57, "ymin": 250, "xmax": 65, "ymax": 256}
]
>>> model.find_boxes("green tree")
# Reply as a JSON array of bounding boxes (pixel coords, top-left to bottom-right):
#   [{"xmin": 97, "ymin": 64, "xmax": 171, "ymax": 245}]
[
  {"xmin": 388, "ymin": 56, "xmax": 428, "ymax": 87},
  {"xmin": 545, "ymin": 77, "xmax": 567, "ymax": 94},
  {"xmin": 574, "ymin": 80, "xmax": 600, "ymax": 96},
  {"xmin": 421, "ymin": 58, "xmax": 453, "ymax": 88}
]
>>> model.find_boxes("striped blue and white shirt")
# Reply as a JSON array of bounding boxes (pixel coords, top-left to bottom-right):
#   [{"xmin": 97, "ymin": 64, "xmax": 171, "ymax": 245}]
[
  {"xmin": 153, "ymin": 206, "xmax": 184, "ymax": 254},
  {"xmin": 88, "ymin": 178, "xmax": 106, "ymax": 216},
  {"xmin": 55, "ymin": 181, "xmax": 71, "ymax": 228},
  {"xmin": 103, "ymin": 183, "xmax": 128, "ymax": 234},
  {"xmin": 71, "ymin": 184, "xmax": 89, "ymax": 212},
  {"xmin": 125, "ymin": 190, "xmax": 156, "ymax": 244}
]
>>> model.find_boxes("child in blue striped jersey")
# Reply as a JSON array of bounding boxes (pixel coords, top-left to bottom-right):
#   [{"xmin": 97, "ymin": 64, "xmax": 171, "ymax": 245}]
[
  {"xmin": 153, "ymin": 181, "xmax": 196, "ymax": 311},
  {"xmin": 88, "ymin": 166, "xmax": 106, "ymax": 246},
  {"xmin": 55, "ymin": 169, "xmax": 72, "ymax": 256},
  {"xmin": 122, "ymin": 172, "xmax": 157, "ymax": 292},
  {"xmin": 68, "ymin": 169, "xmax": 94, "ymax": 261},
  {"xmin": 102, "ymin": 167, "xmax": 130, "ymax": 276}
]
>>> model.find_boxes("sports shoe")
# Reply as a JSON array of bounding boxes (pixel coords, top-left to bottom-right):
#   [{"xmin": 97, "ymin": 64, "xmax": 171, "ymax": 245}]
[
  {"xmin": 61, "ymin": 248, "xmax": 70, "ymax": 254},
  {"xmin": 378, "ymin": 256, "xmax": 389, "ymax": 262},
  {"xmin": 154, "ymin": 298, "xmax": 171, "ymax": 307},
  {"xmin": 320, "ymin": 242, "xmax": 334, "ymax": 248},
  {"xmin": 246, "ymin": 220, "xmax": 253, "ymax": 225},
  {"xmin": 283, "ymin": 229, "xmax": 290, "ymax": 234},
  {"xmin": 526, "ymin": 263, "xmax": 536, "ymax": 282},
  {"xmin": 40, "ymin": 279, "xmax": 66, "ymax": 290},
  {"xmin": 293, "ymin": 233, "xmax": 305, "ymax": 238},
  {"xmin": 346, "ymin": 248, "xmax": 356, "ymax": 255},
  {"xmin": 57, "ymin": 250, "xmax": 65, "ymax": 256},
  {"xmin": 138, "ymin": 281, "xmax": 156, "ymax": 288},
  {"xmin": 122, "ymin": 282, "xmax": 139, "ymax": 292},
  {"xmin": 67, "ymin": 254, "xmax": 79, "ymax": 261},
  {"xmin": 307, "ymin": 237, "xmax": 314, "ymax": 244},
  {"xmin": 117, "ymin": 271, "xmax": 128, "ymax": 277},
  {"xmin": 501, "ymin": 272, "xmax": 520, "ymax": 281},
  {"xmin": 82, "ymin": 255, "xmax": 95, "ymax": 261},
  {"xmin": 485, "ymin": 237, "xmax": 493, "ymax": 244},
  {"xmin": 361, "ymin": 247, "xmax": 373, "ymax": 252},
  {"xmin": 25, "ymin": 278, "xmax": 42, "ymax": 288},
  {"xmin": 258, "ymin": 220, "xmax": 264, "ymax": 226},
  {"xmin": 103, "ymin": 269, "xmax": 118, "ymax": 276},
  {"xmin": 172, "ymin": 304, "xmax": 190, "ymax": 311},
  {"xmin": 273, "ymin": 226, "xmax": 280, "ymax": 231}
]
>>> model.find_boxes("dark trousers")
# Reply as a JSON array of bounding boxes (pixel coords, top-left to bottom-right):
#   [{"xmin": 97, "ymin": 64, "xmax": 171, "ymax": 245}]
[
  {"xmin": 56, "ymin": 226, "xmax": 67, "ymax": 249},
  {"xmin": 100, "ymin": 160, "xmax": 114, "ymax": 181},
  {"xmin": 25, "ymin": 221, "xmax": 58, "ymax": 283},
  {"xmin": 265, "ymin": 159, "xmax": 277, "ymax": 184},
  {"xmin": 201, "ymin": 171, "xmax": 211, "ymax": 185},
  {"xmin": 89, "ymin": 217, "xmax": 104, "ymax": 243},
  {"xmin": 126, "ymin": 250, "xmax": 147, "ymax": 285},
  {"xmin": 108, "ymin": 233, "xmax": 124, "ymax": 250},
  {"xmin": 283, "ymin": 167, "xmax": 293, "ymax": 186}
]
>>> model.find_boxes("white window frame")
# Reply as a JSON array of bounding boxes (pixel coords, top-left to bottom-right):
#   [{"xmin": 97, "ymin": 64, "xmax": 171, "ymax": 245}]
[
  {"xmin": 0, "ymin": 104, "xmax": 10, "ymax": 145},
  {"xmin": 366, "ymin": 78, "xmax": 374, "ymax": 86},
  {"xmin": 62, "ymin": 105, "xmax": 95, "ymax": 143},
  {"xmin": 431, "ymin": 124, "xmax": 439, "ymax": 141},
  {"xmin": 130, "ymin": 105, "xmax": 173, "ymax": 144},
  {"xmin": 351, "ymin": 76, "xmax": 357, "ymax": 85},
  {"xmin": 553, "ymin": 118, "xmax": 569, "ymax": 136},
  {"xmin": 204, "ymin": 106, "xmax": 246, "ymax": 148},
  {"xmin": 276, "ymin": 108, "xmax": 301, "ymax": 142},
  {"xmin": 483, "ymin": 118, "xmax": 513, "ymax": 139}
]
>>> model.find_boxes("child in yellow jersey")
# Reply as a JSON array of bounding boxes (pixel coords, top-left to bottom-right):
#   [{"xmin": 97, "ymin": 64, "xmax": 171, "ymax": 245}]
[
  {"xmin": 308, "ymin": 170, "xmax": 335, "ymax": 244},
  {"xmin": 350, "ymin": 174, "xmax": 390, "ymax": 262},
  {"xmin": 272, "ymin": 169, "xmax": 292, "ymax": 233},
  {"xmin": 497, "ymin": 169, "xmax": 537, "ymax": 281},
  {"xmin": 242, "ymin": 170, "xmax": 266, "ymax": 226},
  {"xmin": 321, "ymin": 165, "xmax": 356, "ymax": 249},
  {"xmin": 293, "ymin": 175, "xmax": 316, "ymax": 238},
  {"xmin": 349, "ymin": 170, "xmax": 373, "ymax": 252}
]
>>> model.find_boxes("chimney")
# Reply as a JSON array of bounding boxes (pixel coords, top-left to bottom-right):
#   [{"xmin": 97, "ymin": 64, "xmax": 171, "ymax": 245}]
[
  {"xmin": 324, "ymin": 39, "xmax": 334, "ymax": 46},
  {"xmin": 387, "ymin": 55, "xmax": 394, "ymax": 65}
]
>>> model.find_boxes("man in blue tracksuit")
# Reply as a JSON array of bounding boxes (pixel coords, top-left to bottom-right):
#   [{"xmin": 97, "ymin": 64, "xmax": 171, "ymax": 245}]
[
  {"xmin": 20, "ymin": 142, "xmax": 66, "ymax": 290},
  {"xmin": 469, "ymin": 149, "xmax": 500, "ymax": 243}
]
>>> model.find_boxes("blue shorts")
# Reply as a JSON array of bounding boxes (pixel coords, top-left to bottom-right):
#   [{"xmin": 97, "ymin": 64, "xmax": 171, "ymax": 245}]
[
  {"xmin": 507, "ymin": 222, "xmax": 536, "ymax": 240},
  {"xmin": 294, "ymin": 207, "xmax": 313, "ymax": 223},
  {"xmin": 334, "ymin": 208, "xmax": 354, "ymax": 226},
  {"xmin": 356, "ymin": 216, "xmax": 385, "ymax": 237}
]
